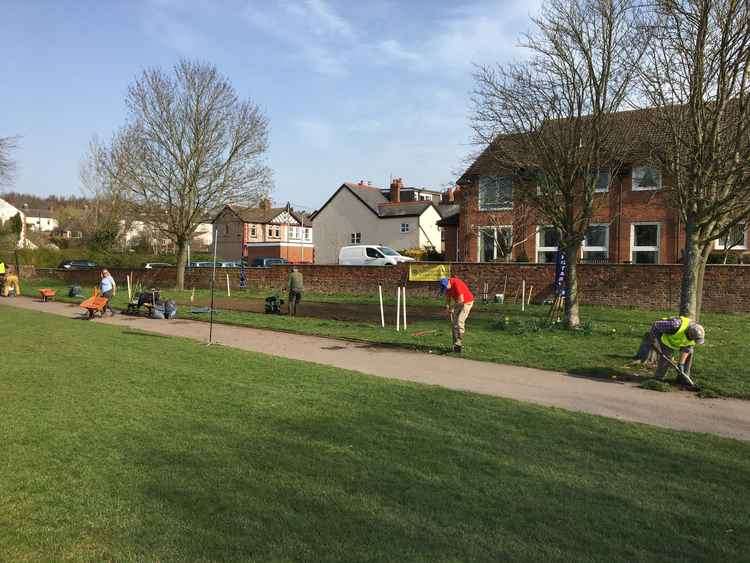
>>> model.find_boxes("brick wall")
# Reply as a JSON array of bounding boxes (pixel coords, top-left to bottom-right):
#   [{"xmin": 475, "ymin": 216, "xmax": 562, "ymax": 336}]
[{"xmin": 29, "ymin": 263, "xmax": 750, "ymax": 313}]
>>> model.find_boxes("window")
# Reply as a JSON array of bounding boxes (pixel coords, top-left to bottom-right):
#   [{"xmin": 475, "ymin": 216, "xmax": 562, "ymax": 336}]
[
  {"xmin": 536, "ymin": 226, "xmax": 560, "ymax": 263},
  {"xmin": 224, "ymin": 224, "xmax": 230, "ymax": 234},
  {"xmin": 631, "ymin": 223, "xmax": 660, "ymax": 263},
  {"xmin": 289, "ymin": 227, "xmax": 299, "ymax": 240},
  {"xmin": 582, "ymin": 224, "xmax": 609, "ymax": 262},
  {"xmin": 274, "ymin": 226, "xmax": 280, "ymax": 237},
  {"xmin": 250, "ymin": 225, "xmax": 257, "ymax": 237},
  {"xmin": 632, "ymin": 166, "xmax": 661, "ymax": 191},
  {"xmin": 303, "ymin": 228, "xmax": 312, "ymax": 242},
  {"xmin": 350, "ymin": 232, "xmax": 362, "ymax": 244},
  {"xmin": 366, "ymin": 247, "xmax": 384, "ymax": 258},
  {"xmin": 479, "ymin": 175, "xmax": 513, "ymax": 210},
  {"xmin": 479, "ymin": 226, "xmax": 512, "ymax": 262},
  {"xmin": 400, "ymin": 223, "xmax": 410, "ymax": 233},
  {"xmin": 715, "ymin": 223, "xmax": 747, "ymax": 250},
  {"xmin": 592, "ymin": 170, "xmax": 610, "ymax": 193}
]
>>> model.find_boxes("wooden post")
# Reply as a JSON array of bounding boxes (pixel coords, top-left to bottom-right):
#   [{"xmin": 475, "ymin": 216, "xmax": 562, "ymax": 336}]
[
  {"xmin": 396, "ymin": 286, "xmax": 401, "ymax": 331},
  {"xmin": 226, "ymin": 273, "xmax": 231, "ymax": 297},
  {"xmin": 402, "ymin": 285, "xmax": 407, "ymax": 330},
  {"xmin": 378, "ymin": 285, "xmax": 385, "ymax": 328},
  {"xmin": 521, "ymin": 279, "xmax": 526, "ymax": 312},
  {"xmin": 527, "ymin": 285, "xmax": 534, "ymax": 305}
]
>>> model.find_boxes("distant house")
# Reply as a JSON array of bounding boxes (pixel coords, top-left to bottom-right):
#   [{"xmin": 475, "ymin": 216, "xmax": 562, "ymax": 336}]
[
  {"xmin": 311, "ymin": 179, "xmax": 446, "ymax": 264},
  {"xmin": 0, "ymin": 197, "xmax": 35, "ymax": 248},
  {"xmin": 22, "ymin": 207, "xmax": 58, "ymax": 232},
  {"xmin": 213, "ymin": 201, "xmax": 313, "ymax": 263}
]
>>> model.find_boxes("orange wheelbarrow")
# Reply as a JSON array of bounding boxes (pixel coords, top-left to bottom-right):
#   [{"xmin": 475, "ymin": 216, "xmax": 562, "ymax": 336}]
[{"xmin": 80, "ymin": 289, "xmax": 109, "ymax": 319}]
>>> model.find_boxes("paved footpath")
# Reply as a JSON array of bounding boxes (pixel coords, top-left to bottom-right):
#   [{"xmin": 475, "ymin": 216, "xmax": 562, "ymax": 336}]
[{"xmin": 5, "ymin": 297, "xmax": 750, "ymax": 442}]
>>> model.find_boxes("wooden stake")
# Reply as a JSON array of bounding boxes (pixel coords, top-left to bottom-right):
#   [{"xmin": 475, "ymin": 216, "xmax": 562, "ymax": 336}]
[
  {"xmin": 378, "ymin": 285, "xmax": 385, "ymax": 328},
  {"xmin": 396, "ymin": 286, "xmax": 401, "ymax": 331},
  {"xmin": 527, "ymin": 285, "xmax": 534, "ymax": 305},
  {"xmin": 402, "ymin": 286, "xmax": 407, "ymax": 330},
  {"xmin": 226, "ymin": 273, "xmax": 231, "ymax": 297},
  {"xmin": 521, "ymin": 280, "xmax": 526, "ymax": 312}
]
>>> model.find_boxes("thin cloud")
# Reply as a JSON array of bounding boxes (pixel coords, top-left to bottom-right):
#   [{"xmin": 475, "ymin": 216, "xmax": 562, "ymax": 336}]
[{"xmin": 245, "ymin": 0, "xmax": 354, "ymax": 76}]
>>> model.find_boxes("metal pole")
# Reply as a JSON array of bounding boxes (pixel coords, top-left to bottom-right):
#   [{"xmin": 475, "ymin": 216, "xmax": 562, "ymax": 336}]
[
  {"xmin": 379, "ymin": 285, "xmax": 385, "ymax": 328},
  {"xmin": 209, "ymin": 227, "xmax": 218, "ymax": 344}
]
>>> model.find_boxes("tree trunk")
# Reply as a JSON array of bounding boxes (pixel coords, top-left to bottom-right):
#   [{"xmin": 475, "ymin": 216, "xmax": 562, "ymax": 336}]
[
  {"xmin": 694, "ymin": 243, "xmax": 712, "ymax": 321},
  {"xmin": 564, "ymin": 244, "xmax": 581, "ymax": 328},
  {"xmin": 679, "ymin": 226, "xmax": 703, "ymax": 318},
  {"xmin": 176, "ymin": 239, "xmax": 188, "ymax": 290}
]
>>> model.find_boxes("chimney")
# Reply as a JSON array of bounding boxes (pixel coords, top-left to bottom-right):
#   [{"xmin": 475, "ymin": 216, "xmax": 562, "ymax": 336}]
[
  {"xmin": 259, "ymin": 198, "xmax": 271, "ymax": 211},
  {"xmin": 441, "ymin": 187, "xmax": 455, "ymax": 203},
  {"xmin": 390, "ymin": 177, "xmax": 403, "ymax": 203}
]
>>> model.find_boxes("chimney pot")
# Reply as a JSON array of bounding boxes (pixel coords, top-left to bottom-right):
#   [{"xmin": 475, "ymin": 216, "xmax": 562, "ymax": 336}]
[{"xmin": 390, "ymin": 177, "xmax": 402, "ymax": 203}]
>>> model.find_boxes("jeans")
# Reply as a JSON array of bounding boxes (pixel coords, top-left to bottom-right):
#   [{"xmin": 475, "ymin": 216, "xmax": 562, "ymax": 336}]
[{"xmin": 102, "ymin": 290, "xmax": 114, "ymax": 314}]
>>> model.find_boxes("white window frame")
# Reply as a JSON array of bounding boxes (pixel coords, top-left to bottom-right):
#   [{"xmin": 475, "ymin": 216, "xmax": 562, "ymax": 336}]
[
  {"xmin": 582, "ymin": 223, "xmax": 609, "ymax": 261},
  {"xmin": 630, "ymin": 222, "xmax": 661, "ymax": 264},
  {"xmin": 714, "ymin": 223, "xmax": 747, "ymax": 250},
  {"xmin": 250, "ymin": 225, "xmax": 257, "ymax": 237},
  {"xmin": 536, "ymin": 225, "xmax": 560, "ymax": 263},
  {"xmin": 478, "ymin": 175, "xmax": 513, "ymax": 211},
  {"xmin": 631, "ymin": 166, "xmax": 662, "ymax": 191},
  {"xmin": 350, "ymin": 232, "xmax": 362, "ymax": 244},
  {"xmin": 400, "ymin": 222, "xmax": 410, "ymax": 233},
  {"xmin": 303, "ymin": 228, "xmax": 312, "ymax": 242},
  {"xmin": 593, "ymin": 170, "xmax": 610, "ymax": 193},
  {"xmin": 478, "ymin": 225, "xmax": 513, "ymax": 262}
]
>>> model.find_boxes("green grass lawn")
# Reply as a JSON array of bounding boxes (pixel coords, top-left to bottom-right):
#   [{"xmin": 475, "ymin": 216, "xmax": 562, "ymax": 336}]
[
  {"xmin": 2, "ymin": 305, "xmax": 749, "ymax": 561},
  {"xmin": 21, "ymin": 278, "xmax": 750, "ymax": 399}
]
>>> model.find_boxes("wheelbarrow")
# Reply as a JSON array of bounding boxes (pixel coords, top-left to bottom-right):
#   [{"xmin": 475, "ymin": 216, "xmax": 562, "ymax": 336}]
[{"xmin": 80, "ymin": 290, "xmax": 109, "ymax": 319}]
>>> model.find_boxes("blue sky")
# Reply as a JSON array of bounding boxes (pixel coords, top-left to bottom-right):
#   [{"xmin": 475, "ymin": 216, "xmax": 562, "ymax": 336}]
[{"xmin": 1, "ymin": 0, "xmax": 540, "ymax": 211}]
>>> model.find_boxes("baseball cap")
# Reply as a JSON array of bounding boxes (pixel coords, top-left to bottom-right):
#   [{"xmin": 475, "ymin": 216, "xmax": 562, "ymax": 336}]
[
  {"xmin": 687, "ymin": 322, "xmax": 705, "ymax": 345},
  {"xmin": 439, "ymin": 277, "xmax": 449, "ymax": 294}
]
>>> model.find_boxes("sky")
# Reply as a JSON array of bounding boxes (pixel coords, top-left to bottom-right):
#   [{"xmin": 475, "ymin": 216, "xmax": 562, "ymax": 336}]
[{"xmin": 1, "ymin": 0, "xmax": 541, "ymax": 211}]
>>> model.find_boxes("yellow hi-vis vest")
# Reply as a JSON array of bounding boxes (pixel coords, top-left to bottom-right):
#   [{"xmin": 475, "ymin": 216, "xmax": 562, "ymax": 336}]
[
  {"xmin": 660, "ymin": 316, "xmax": 695, "ymax": 350},
  {"xmin": 0, "ymin": 262, "xmax": 5, "ymax": 274}
]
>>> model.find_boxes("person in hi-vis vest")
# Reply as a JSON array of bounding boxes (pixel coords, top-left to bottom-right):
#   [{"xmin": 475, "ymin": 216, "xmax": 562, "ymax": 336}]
[{"xmin": 649, "ymin": 316, "xmax": 705, "ymax": 384}]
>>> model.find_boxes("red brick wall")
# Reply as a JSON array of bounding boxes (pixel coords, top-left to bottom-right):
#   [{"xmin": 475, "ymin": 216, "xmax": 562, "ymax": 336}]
[
  {"xmin": 459, "ymin": 169, "xmax": 685, "ymax": 264},
  {"xmin": 32, "ymin": 263, "xmax": 750, "ymax": 313}
]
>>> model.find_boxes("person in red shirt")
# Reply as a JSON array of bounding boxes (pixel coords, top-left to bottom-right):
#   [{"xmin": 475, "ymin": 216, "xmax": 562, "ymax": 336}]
[{"xmin": 439, "ymin": 276, "xmax": 474, "ymax": 353}]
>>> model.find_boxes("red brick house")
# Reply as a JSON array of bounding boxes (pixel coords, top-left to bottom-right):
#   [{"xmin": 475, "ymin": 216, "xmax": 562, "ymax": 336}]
[
  {"xmin": 213, "ymin": 201, "xmax": 313, "ymax": 263},
  {"xmin": 454, "ymin": 112, "xmax": 748, "ymax": 264}
]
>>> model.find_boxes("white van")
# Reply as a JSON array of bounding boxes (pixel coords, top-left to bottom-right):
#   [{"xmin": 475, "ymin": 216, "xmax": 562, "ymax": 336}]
[{"xmin": 338, "ymin": 245, "xmax": 415, "ymax": 266}]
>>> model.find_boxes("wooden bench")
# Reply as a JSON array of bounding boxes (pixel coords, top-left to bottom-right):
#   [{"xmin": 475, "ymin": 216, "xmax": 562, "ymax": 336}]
[{"xmin": 39, "ymin": 288, "xmax": 56, "ymax": 302}]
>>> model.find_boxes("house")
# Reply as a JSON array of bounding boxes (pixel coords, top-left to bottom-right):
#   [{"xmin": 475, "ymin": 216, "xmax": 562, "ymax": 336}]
[
  {"xmin": 379, "ymin": 185, "xmax": 443, "ymax": 203},
  {"xmin": 21, "ymin": 207, "xmax": 58, "ymax": 232},
  {"xmin": 454, "ymin": 108, "xmax": 749, "ymax": 264},
  {"xmin": 213, "ymin": 201, "xmax": 313, "ymax": 263},
  {"xmin": 0, "ymin": 197, "xmax": 34, "ymax": 248},
  {"xmin": 311, "ymin": 179, "xmax": 445, "ymax": 264}
]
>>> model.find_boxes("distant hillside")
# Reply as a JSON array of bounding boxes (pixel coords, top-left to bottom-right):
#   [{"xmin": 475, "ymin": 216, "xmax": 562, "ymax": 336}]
[{"xmin": 0, "ymin": 191, "xmax": 89, "ymax": 211}]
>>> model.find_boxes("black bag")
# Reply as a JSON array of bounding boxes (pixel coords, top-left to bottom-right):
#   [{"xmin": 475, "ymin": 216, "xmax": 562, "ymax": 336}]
[{"xmin": 68, "ymin": 285, "xmax": 82, "ymax": 298}]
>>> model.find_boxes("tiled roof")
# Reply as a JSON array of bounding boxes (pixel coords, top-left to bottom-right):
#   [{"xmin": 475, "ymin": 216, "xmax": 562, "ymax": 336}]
[
  {"xmin": 457, "ymin": 106, "xmax": 674, "ymax": 184},
  {"xmin": 22, "ymin": 208, "xmax": 56, "ymax": 219},
  {"xmin": 342, "ymin": 182, "xmax": 389, "ymax": 213},
  {"xmin": 377, "ymin": 201, "xmax": 433, "ymax": 217},
  {"xmin": 219, "ymin": 205, "xmax": 303, "ymax": 225}
]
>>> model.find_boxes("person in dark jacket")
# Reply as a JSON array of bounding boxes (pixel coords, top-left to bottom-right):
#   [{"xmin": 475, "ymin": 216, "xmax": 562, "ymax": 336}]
[{"xmin": 287, "ymin": 267, "xmax": 304, "ymax": 317}]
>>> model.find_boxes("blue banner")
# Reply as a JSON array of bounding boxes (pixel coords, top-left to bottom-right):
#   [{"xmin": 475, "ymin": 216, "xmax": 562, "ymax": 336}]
[{"xmin": 554, "ymin": 250, "xmax": 567, "ymax": 296}]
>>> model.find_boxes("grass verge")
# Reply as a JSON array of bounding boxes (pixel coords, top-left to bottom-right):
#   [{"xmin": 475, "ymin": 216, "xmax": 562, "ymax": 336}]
[{"xmin": 2, "ymin": 304, "xmax": 750, "ymax": 561}]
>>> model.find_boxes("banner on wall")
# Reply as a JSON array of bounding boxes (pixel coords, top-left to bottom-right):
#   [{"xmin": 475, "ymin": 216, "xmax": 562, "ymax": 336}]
[
  {"xmin": 554, "ymin": 251, "xmax": 567, "ymax": 296},
  {"xmin": 408, "ymin": 263, "xmax": 451, "ymax": 282}
]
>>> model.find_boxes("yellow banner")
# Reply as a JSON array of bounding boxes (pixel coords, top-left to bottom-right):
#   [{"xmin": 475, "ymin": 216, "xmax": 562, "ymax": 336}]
[{"xmin": 408, "ymin": 263, "xmax": 451, "ymax": 282}]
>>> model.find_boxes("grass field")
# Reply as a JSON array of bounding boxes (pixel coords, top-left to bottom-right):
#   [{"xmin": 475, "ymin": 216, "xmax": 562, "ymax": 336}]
[
  {"xmin": 22, "ymin": 278, "xmax": 750, "ymax": 400},
  {"xmin": 2, "ymin": 304, "xmax": 749, "ymax": 561}
]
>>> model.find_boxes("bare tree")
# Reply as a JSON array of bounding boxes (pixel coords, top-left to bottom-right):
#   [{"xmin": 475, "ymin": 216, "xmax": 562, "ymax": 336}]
[
  {"xmin": 0, "ymin": 136, "xmax": 19, "ymax": 186},
  {"xmin": 100, "ymin": 60, "xmax": 271, "ymax": 288},
  {"xmin": 472, "ymin": 0, "xmax": 647, "ymax": 327},
  {"xmin": 638, "ymin": 0, "xmax": 750, "ymax": 319}
]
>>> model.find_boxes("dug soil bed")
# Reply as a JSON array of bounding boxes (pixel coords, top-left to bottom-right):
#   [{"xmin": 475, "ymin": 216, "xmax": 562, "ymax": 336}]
[{"xmin": 187, "ymin": 296, "xmax": 495, "ymax": 323}]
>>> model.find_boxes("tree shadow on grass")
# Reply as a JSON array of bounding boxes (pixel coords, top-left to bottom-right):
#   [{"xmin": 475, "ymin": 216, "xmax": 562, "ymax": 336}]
[{"xmin": 113, "ymin": 404, "xmax": 750, "ymax": 562}]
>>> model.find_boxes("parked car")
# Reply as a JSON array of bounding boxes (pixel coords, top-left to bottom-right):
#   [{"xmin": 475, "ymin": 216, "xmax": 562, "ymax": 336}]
[
  {"xmin": 58, "ymin": 260, "xmax": 98, "ymax": 270},
  {"xmin": 143, "ymin": 262, "xmax": 174, "ymax": 269},
  {"xmin": 189, "ymin": 261, "xmax": 215, "ymax": 268},
  {"xmin": 338, "ymin": 245, "xmax": 415, "ymax": 266},
  {"xmin": 250, "ymin": 257, "xmax": 289, "ymax": 268}
]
